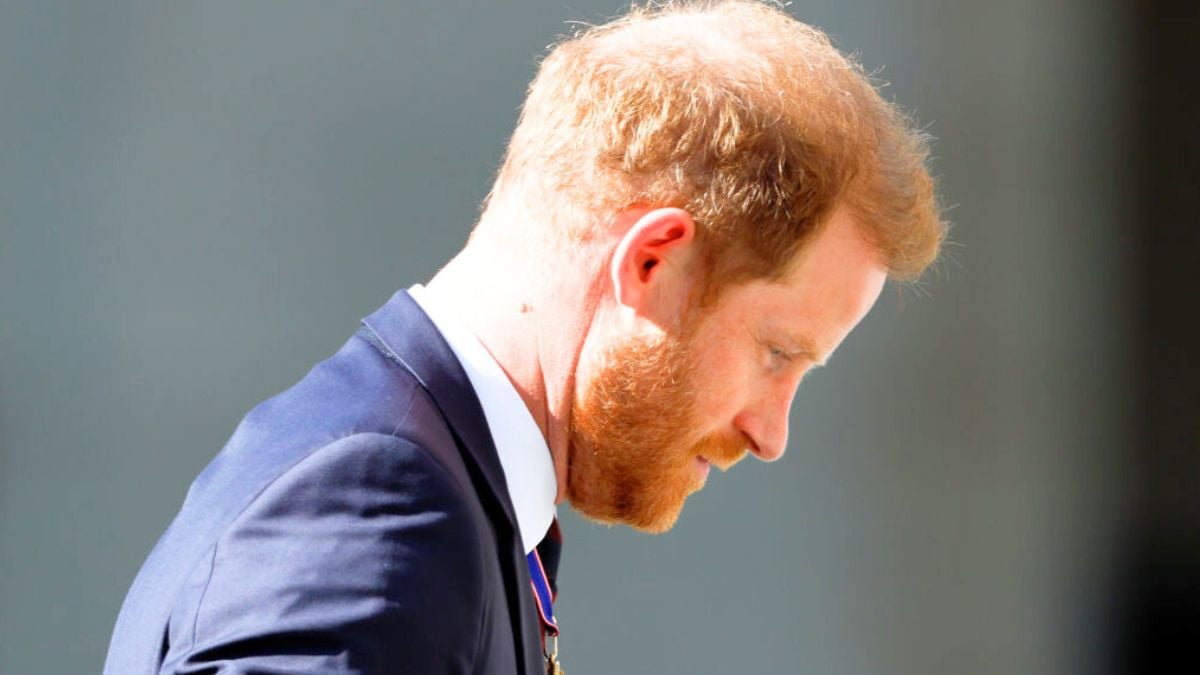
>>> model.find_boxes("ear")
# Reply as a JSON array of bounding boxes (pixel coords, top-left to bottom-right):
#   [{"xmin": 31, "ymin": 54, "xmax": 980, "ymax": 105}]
[{"xmin": 610, "ymin": 207, "xmax": 697, "ymax": 322}]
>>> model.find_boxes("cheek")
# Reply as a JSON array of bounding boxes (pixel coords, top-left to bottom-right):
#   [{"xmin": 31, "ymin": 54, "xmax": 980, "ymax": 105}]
[{"xmin": 687, "ymin": 340, "xmax": 751, "ymax": 425}]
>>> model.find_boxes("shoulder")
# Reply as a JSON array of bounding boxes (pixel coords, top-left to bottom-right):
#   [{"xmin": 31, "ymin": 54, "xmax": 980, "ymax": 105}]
[
  {"xmin": 239, "ymin": 430, "xmax": 480, "ymax": 540},
  {"xmin": 181, "ymin": 330, "xmax": 471, "ymax": 537},
  {"xmin": 162, "ymin": 432, "xmax": 490, "ymax": 673}
]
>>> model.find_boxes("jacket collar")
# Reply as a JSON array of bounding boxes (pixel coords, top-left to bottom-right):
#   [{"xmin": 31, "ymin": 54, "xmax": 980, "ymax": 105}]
[
  {"xmin": 358, "ymin": 289, "xmax": 543, "ymax": 673},
  {"xmin": 407, "ymin": 283, "xmax": 557, "ymax": 554},
  {"xmin": 359, "ymin": 288, "xmax": 519, "ymax": 532}
]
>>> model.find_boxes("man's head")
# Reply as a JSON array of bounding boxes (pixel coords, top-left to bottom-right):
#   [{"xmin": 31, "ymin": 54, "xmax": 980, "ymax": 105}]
[
  {"xmin": 472, "ymin": 1, "xmax": 944, "ymax": 532},
  {"xmin": 567, "ymin": 204, "xmax": 888, "ymax": 532}
]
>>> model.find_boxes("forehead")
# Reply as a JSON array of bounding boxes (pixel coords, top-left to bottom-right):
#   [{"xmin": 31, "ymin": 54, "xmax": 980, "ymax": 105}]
[{"xmin": 705, "ymin": 208, "xmax": 887, "ymax": 359}]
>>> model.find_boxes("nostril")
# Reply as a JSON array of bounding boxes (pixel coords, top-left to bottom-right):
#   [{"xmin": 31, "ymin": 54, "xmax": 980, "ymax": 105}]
[{"xmin": 742, "ymin": 432, "xmax": 764, "ymax": 459}]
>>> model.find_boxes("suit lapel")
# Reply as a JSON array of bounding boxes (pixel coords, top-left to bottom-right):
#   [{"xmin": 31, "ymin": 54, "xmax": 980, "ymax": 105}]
[{"xmin": 359, "ymin": 289, "xmax": 541, "ymax": 673}]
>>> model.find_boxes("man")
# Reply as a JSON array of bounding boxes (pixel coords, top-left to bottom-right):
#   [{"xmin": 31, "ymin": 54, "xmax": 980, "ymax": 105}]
[{"xmin": 104, "ymin": 1, "xmax": 943, "ymax": 673}]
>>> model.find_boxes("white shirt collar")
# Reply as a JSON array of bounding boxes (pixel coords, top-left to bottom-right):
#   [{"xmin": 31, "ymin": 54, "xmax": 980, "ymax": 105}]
[{"xmin": 408, "ymin": 284, "xmax": 557, "ymax": 554}]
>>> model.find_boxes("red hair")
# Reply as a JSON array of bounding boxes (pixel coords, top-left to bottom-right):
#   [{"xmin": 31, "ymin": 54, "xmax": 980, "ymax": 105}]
[{"xmin": 488, "ymin": 0, "xmax": 944, "ymax": 282}]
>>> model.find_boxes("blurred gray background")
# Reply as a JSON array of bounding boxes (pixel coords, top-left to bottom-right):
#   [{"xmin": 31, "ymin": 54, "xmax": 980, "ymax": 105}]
[{"xmin": 1, "ymin": 1, "xmax": 1149, "ymax": 674}]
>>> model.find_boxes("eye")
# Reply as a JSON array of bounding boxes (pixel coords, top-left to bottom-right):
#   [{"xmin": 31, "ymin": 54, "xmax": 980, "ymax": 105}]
[{"xmin": 767, "ymin": 344, "xmax": 793, "ymax": 369}]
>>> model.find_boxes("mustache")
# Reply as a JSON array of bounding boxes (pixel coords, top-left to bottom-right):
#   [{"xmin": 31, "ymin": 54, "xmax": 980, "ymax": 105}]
[{"xmin": 694, "ymin": 432, "xmax": 749, "ymax": 471}]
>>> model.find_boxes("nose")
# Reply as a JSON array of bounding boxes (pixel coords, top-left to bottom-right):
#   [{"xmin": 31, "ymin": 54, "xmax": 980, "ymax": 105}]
[{"xmin": 734, "ymin": 382, "xmax": 797, "ymax": 462}]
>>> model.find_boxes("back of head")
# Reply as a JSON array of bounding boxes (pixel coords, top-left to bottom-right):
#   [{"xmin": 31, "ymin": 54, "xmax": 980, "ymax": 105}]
[{"xmin": 485, "ymin": 0, "xmax": 944, "ymax": 284}]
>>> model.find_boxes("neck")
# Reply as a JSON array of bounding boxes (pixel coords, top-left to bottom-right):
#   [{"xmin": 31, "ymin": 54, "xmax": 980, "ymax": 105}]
[{"xmin": 424, "ymin": 222, "xmax": 606, "ymax": 503}]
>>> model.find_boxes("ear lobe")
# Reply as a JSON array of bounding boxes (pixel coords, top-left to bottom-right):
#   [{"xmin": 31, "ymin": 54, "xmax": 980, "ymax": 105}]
[{"xmin": 610, "ymin": 207, "xmax": 697, "ymax": 314}]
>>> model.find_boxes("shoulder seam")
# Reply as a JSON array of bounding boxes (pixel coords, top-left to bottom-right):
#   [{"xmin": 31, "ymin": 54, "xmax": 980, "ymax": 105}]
[
  {"xmin": 189, "ymin": 542, "xmax": 218, "ymax": 651},
  {"xmin": 356, "ymin": 323, "xmax": 429, "ymax": 390}
]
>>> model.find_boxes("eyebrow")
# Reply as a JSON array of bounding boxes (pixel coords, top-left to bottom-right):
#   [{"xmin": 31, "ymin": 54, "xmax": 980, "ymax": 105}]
[{"xmin": 785, "ymin": 334, "xmax": 829, "ymax": 368}]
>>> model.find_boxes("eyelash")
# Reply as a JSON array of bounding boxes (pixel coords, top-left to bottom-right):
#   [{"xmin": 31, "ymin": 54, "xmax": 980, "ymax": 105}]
[{"xmin": 768, "ymin": 345, "xmax": 792, "ymax": 365}]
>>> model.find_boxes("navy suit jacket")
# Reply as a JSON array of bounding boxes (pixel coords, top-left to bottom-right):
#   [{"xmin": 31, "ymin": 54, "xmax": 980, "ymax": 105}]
[{"xmin": 104, "ymin": 290, "xmax": 545, "ymax": 675}]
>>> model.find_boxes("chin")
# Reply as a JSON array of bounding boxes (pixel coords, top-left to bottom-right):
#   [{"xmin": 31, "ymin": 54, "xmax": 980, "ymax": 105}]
[
  {"xmin": 626, "ymin": 508, "xmax": 685, "ymax": 534},
  {"xmin": 566, "ymin": 485, "xmax": 690, "ymax": 534},
  {"xmin": 564, "ymin": 431, "xmax": 704, "ymax": 534}
]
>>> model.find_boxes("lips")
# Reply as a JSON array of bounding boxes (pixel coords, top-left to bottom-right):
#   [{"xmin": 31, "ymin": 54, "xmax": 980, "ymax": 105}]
[{"xmin": 694, "ymin": 455, "xmax": 711, "ymax": 482}]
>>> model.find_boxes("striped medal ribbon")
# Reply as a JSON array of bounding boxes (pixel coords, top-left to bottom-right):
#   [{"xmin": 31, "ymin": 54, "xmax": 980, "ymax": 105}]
[{"xmin": 527, "ymin": 548, "xmax": 564, "ymax": 675}]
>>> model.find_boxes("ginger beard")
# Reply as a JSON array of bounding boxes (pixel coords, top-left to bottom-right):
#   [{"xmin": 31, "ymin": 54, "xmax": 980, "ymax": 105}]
[{"xmin": 566, "ymin": 314, "xmax": 748, "ymax": 533}]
